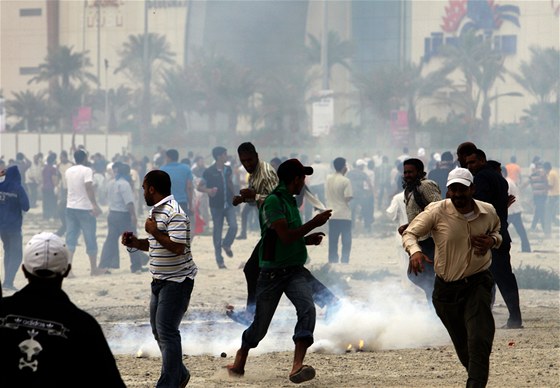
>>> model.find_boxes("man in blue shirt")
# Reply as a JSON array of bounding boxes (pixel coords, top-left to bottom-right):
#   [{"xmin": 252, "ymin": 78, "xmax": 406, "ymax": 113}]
[{"xmin": 160, "ymin": 149, "xmax": 194, "ymax": 220}]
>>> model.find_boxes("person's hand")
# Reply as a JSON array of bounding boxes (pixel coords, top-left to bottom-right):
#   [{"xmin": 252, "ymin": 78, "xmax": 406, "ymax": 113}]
[
  {"xmin": 471, "ymin": 234, "xmax": 494, "ymax": 256},
  {"xmin": 239, "ymin": 188, "xmax": 256, "ymax": 200},
  {"xmin": 208, "ymin": 187, "xmax": 218, "ymax": 197},
  {"xmin": 121, "ymin": 231, "xmax": 137, "ymax": 247},
  {"xmin": 507, "ymin": 194, "xmax": 516, "ymax": 208},
  {"xmin": 91, "ymin": 205, "xmax": 102, "ymax": 217},
  {"xmin": 145, "ymin": 217, "xmax": 158, "ymax": 235},
  {"xmin": 305, "ymin": 232, "xmax": 325, "ymax": 245},
  {"xmin": 408, "ymin": 251, "xmax": 433, "ymax": 276},
  {"xmin": 398, "ymin": 224, "xmax": 409, "ymax": 236},
  {"xmin": 312, "ymin": 209, "xmax": 332, "ymax": 227},
  {"xmin": 232, "ymin": 195, "xmax": 244, "ymax": 206}
]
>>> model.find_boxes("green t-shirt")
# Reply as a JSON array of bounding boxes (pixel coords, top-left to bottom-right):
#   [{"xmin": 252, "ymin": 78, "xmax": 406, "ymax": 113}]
[{"xmin": 258, "ymin": 182, "xmax": 307, "ymax": 268}]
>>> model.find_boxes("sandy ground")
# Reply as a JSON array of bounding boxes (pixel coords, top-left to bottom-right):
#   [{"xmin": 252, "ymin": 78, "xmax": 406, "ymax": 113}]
[{"xmin": 3, "ymin": 207, "xmax": 559, "ymax": 388}]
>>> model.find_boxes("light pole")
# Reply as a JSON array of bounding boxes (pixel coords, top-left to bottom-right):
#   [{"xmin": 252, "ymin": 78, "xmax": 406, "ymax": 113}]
[
  {"xmin": 140, "ymin": 0, "xmax": 151, "ymax": 147},
  {"xmin": 105, "ymin": 59, "xmax": 109, "ymax": 155}
]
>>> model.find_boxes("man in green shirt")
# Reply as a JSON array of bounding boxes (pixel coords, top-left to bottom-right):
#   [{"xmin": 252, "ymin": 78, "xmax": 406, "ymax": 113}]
[{"xmin": 227, "ymin": 159, "xmax": 332, "ymax": 384}]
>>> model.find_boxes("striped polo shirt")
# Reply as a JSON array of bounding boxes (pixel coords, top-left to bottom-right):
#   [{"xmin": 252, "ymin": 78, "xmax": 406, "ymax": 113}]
[{"xmin": 148, "ymin": 195, "xmax": 197, "ymax": 282}]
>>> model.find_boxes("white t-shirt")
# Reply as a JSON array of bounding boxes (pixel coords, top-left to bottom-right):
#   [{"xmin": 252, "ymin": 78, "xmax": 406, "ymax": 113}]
[
  {"xmin": 66, "ymin": 164, "xmax": 94, "ymax": 210},
  {"xmin": 325, "ymin": 172, "xmax": 353, "ymax": 220}
]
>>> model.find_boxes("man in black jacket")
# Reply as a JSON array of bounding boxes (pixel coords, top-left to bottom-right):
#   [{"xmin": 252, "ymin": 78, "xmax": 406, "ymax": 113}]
[
  {"xmin": 0, "ymin": 232, "xmax": 125, "ymax": 387},
  {"xmin": 465, "ymin": 149, "xmax": 523, "ymax": 329}
]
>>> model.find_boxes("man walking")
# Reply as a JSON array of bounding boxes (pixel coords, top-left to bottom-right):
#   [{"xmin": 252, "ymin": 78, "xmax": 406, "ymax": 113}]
[
  {"xmin": 122, "ymin": 170, "xmax": 197, "ymax": 387},
  {"xmin": 325, "ymin": 157, "xmax": 353, "ymax": 263},
  {"xmin": 197, "ymin": 146, "xmax": 237, "ymax": 268},
  {"xmin": 65, "ymin": 149, "xmax": 104, "ymax": 276},
  {"xmin": 160, "ymin": 149, "xmax": 194, "ymax": 219},
  {"xmin": 227, "ymin": 159, "xmax": 332, "ymax": 384},
  {"xmin": 465, "ymin": 149, "xmax": 523, "ymax": 329},
  {"xmin": 398, "ymin": 158, "xmax": 441, "ymax": 301},
  {"xmin": 403, "ymin": 168, "xmax": 501, "ymax": 387}
]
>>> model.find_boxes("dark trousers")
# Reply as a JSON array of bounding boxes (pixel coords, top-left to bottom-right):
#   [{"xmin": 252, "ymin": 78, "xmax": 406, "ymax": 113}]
[
  {"xmin": 243, "ymin": 240, "xmax": 337, "ymax": 312},
  {"xmin": 1, "ymin": 229, "xmax": 23, "ymax": 288},
  {"xmin": 239, "ymin": 203, "xmax": 258, "ymax": 236},
  {"xmin": 490, "ymin": 242, "xmax": 522, "ymax": 326},
  {"xmin": 328, "ymin": 219, "xmax": 352, "ymax": 263},
  {"xmin": 56, "ymin": 190, "xmax": 67, "ymax": 236},
  {"xmin": 508, "ymin": 212, "xmax": 531, "ymax": 252},
  {"xmin": 99, "ymin": 211, "xmax": 148, "ymax": 272},
  {"xmin": 432, "ymin": 270, "xmax": 495, "ymax": 387},
  {"xmin": 42, "ymin": 189, "xmax": 57, "ymax": 220},
  {"xmin": 407, "ymin": 237, "xmax": 436, "ymax": 302},
  {"xmin": 531, "ymin": 194, "xmax": 548, "ymax": 233},
  {"xmin": 210, "ymin": 206, "xmax": 238, "ymax": 267}
]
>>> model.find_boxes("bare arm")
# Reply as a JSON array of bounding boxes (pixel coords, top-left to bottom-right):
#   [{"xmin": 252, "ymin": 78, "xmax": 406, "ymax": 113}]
[
  {"xmin": 271, "ymin": 210, "xmax": 332, "ymax": 245},
  {"xmin": 145, "ymin": 217, "xmax": 185, "ymax": 255},
  {"xmin": 85, "ymin": 181, "xmax": 102, "ymax": 216}
]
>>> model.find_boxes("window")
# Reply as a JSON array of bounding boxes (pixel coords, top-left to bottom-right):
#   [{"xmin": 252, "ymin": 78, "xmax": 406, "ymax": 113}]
[
  {"xmin": 19, "ymin": 67, "xmax": 40, "ymax": 75},
  {"xmin": 20, "ymin": 8, "xmax": 42, "ymax": 17}
]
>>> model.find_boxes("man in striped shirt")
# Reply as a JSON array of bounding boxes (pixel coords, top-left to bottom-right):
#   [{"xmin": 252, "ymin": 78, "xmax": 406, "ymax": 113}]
[{"xmin": 122, "ymin": 170, "xmax": 197, "ymax": 388}]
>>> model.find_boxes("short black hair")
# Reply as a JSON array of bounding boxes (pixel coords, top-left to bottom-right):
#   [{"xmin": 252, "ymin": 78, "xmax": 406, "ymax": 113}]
[
  {"xmin": 333, "ymin": 157, "xmax": 346, "ymax": 172},
  {"xmin": 403, "ymin": 158, "xmax": 424, "ymax": 173},
  {"xmin": 166, "ymin": 149, "xmax": 179, "ymax": 162},
  {"xmin": 74, "ymin": 150, "xmax": 87, "ymax": 164},
  {"xmin": 212, "ymin": 146, "xmax": 227, "ymax": 160},
  {"xmin": 470, "ymin": 149, "xmax": 487, "ymax": 161},
  {"xmin": 237, "ymin": 142, "xmax": 257, "ymax": 155},
  {"xmin": 457, "ymin": 142, "xmax": 477, "ymax": 156},
  {"xmin": 487, "ymin": 160, "xmax": 501, "ymax": 171},
  {"xmin": 144, "ymin": 170, "xmax": 171, "ymax": 196}
]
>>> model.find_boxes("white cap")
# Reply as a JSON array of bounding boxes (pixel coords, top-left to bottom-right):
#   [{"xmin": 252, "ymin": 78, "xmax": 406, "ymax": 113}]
[
  {"xmin": 447, "ymin": 168, "xmax": 473, "ymax": 187},
  {"xmin": 23, "ymin": 232, "xmax": 70, "ymax": 278},
  {"xmin": 356, "ymin": 159, "xmax": 367, "ymax": 167}
]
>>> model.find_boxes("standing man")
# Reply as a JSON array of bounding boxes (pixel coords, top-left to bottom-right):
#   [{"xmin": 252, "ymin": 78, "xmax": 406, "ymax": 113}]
[
  {"xmin": 304, "ymin": 154, "xmax": 329, "ymax": 221},
  {"xmin": 122, "ymin": 170, "xmax": 197, "ymax": 387},
  {"xmin": 56, "ymin": 150, "xmax": 74, "ymax": 236},
  {"xmin": 403, "ymin": 168, "xmax": 501, "ymax": 387},
  {"xmin": 501, "ymin": 166, "xmax": 531, "ymax": 253},
  {"xmin": 197, "ymin": 146, "xmax": 237, "ymax": 269},
  {"xmin": 65, "ymin": 149, "xmax": 104, "ymax": 276},
  {"xmin": 398, "ymin": 158, "xmax": 441, "ymax": 302},
  {"xmin": 0, "ymin": 232, "xmax": 126, "ymax": 387},
  {"xmin": 160, "ymin": 149, "xmax": 194, "ymax": 220},
  {"xmin": 325, "ymin": 157, "xmax": 353, "ymax": 263},
  {"xmin": 41, "ymin": 153, "xmax": 59, "ymax": 220},
  {"xmin": 428, "ymin": 151, "xmax": 455, "ymax": 198},
  {"xmin": 543, "ymin": 162, "xmax": 559, "ymax": 229},
  {"xmin": 99, "ymin": 163, "xmax": 148, "ymax": 273},
  {"xmin": 0, "ymin": 165, "xmax": 30, "ymax": 291},
  {"xmin": 346, "ymin": 159, "xmax": 374, "ymax": 235},
  {"xmin": 529, "ymin": 161, "xmax": 549, "ymax": 235},
  {"xmin": 227, "ymin": 159, "xmax": 332, "ymax": 384},
  {"xmin": 465, "ymin": 149, "xmax": 523, "ymax": 329}
]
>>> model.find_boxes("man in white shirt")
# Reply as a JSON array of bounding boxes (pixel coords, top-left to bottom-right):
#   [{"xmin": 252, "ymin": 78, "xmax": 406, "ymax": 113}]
[
  {"xmin": 65, "ymin": 150, "xmax": 104, "ymax": 276},
  {"xmin": 325, "ymin": 157, "xmax": 353, "ymax": 263}
]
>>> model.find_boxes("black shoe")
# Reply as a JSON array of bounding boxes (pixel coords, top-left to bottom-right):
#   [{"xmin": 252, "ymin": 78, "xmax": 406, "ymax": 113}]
[
  {"xmin": 223, "ymin": 246, "xmax": 234, "ymax": 258},
  {"xmin": 218, "ymin": 264, "xmax": 227, "ymax": 269},
  {"xmin": 501, "ymin": 322, "xmax": 523, "ymax": 329}
]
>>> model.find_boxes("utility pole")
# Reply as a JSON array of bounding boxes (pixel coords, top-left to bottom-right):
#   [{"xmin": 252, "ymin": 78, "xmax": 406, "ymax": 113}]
[
  {"xmin": 321, "ymin": 0, "xmax": 329, "ymax": 90},
  {"xmin": 141, "ymin": 0, "xmax": 151, "ymax": 146},
  {"xmin": 96, "ymin": 0, "xmax": 101, "ymax": 90}
]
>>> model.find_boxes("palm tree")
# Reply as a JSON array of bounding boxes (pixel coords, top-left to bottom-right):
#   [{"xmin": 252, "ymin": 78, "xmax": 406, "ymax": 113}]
[
  {"xmin": 512, "ymin": 46, "xmax": 559, "ymax": 105},
  {"xmin": 115, "ymin": 33, "xmax": 176, "ymax": 141},
  {"xmin": 306, "ymin": 30, "xmax": 353, "ymax": 89},
  {"xmin": 6, "ymin": 90, "xmax": 49, "ymax": 131},
  {"xmin": 29, "ymin": 46, "xmax": 97, "ymax": 90}
]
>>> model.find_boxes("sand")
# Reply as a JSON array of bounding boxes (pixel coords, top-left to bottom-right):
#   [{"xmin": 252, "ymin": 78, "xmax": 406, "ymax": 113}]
[{"xmin": 3, "ymin": 208, "xmax": 559, "ymax": 387}]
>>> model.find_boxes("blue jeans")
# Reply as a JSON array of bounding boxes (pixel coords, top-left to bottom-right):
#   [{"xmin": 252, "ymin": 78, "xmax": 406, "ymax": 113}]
[
  {"xmin": 99, "ymin": 211, "xmax": 148, "ymax": 271},
  {"xmin": 407, "ymin": 237, "xmax": 436, "ymax": 302},
  {"xmin": 328, "ymin": 219, "xmax": 352, "ymax": 263},
  {"xmin": 1, "ymin": 229, "xmax": 23, "ymax": 288},
  {"xmin": 65, "ymin": 208, "xmax": 98, "ymax": 256},
  {"xmin": 210, "ymin": 206, "xmax": 238, "ymax": 266},
  {"xmin": 150, "ymin": 277, "xmax": 194, "ymax": 388},
  {"xmin": 241, "ymin": 266, "xmax": 315, "ymax": 349}
]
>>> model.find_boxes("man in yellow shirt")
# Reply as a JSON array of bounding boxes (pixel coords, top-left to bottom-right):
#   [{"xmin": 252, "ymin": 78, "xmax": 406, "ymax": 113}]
[{"xmin": 403, "ymin": 168, "xmax": 501, "ymax": 387}]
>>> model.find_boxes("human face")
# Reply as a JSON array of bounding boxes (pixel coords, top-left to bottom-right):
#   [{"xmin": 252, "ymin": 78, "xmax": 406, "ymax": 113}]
[
  {"xmin": 447, "ymin": 183, "xmax": 474, "ymax": 212},
  {"xmin": 465, "ymin": 154, "xmax": 484, "ymax": 175},
  {"xmin": 142, "ymin": 178, "xmax": 155, "ymax": 206},
  {"xmin": 238, "ymin": 152, "xmax": 259, "ymax": 174},
  {"xmin": 294, "ymin": 175, "xmax": 306, "ymax": 195},
  {"xmin": 402, "ymin": 164, "xmax": 419, "ymax": 184}
]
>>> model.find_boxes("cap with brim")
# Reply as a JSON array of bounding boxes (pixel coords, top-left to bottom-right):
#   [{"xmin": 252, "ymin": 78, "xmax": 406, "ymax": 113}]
[
  {"xmin": 447, "ymin": 167, "xmax": 473, "ymax": 187},
  {"xmin": 23, "ymin": 232, "xmax": 70, "ymax": 278},
  {"xmin": 277, "ymin": 159, "xmax": 313, "ymax": 181}
]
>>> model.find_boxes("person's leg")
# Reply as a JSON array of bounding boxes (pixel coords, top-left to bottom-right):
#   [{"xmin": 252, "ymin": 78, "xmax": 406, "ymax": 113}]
[
  {"xmin": 238, "ymin": 204, "xmax": 249, "ymax": 239},
  {"xmin": 328, "ymin": 220, "xmax": 340, "ymax": 263},
  {"xmin": 222, "ymin": 206, "xmax": 238, "ymax": 251},
  {"xmin": 340, "ymin": 219, "xmax": 352, "ymax": 263},
  {"xmin": 508, "ymin": 212, "xmax": 531, "ymax": 252},
  {"xmin": 65, "ymin": 208, "xmax": 81, "ymax": 254},
  {"xmin": 490, "ymin": 245, "xmax": 522, "ymax": 327},
  {"xmin": 56, "ymin": 190, "xmax": 68, "ymax": 236},
  {"xmin": 151, "ymin": 278, "xmax": 194, "ymax": 388},
  {"xmin": 2, "ymin": 230, "xmax": 23, "ymax": 288},
  {"xmin": 464, "ymin": 271, "xmax": 495, "ymax": 387},
  {"xmin": 432, "ymin": 277, "xmax": 470, "ymax": 370},
  {"xmin": 243, "ymin": 241, "xmax": 261, "ymax": 312},
  {"xmin": 79, "ymin": 210, "xmax": 100, "ymax": 275},
  {"xmin": 100, "ymin": 212, "xmax": 121, "ymax": 269},
  {"xmin": 284, "ymin": 268, "xmax": 316, "ymax": 378},
  {"xmin": 210, "ymin": 207, "xmax": 225, "ymax": 268}
]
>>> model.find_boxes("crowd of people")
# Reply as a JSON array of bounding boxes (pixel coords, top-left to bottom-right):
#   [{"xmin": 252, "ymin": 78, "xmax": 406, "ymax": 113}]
[{"xmin": 0, "ymin": 140, "xmax": 558, "ymax": 387}]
